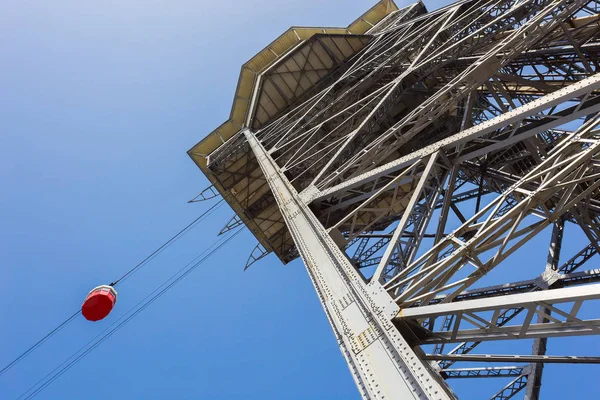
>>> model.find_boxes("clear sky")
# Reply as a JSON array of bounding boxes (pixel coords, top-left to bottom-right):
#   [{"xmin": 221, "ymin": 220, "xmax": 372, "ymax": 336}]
[{"xmin": 1, "ymin": 0, "xmax": 599, "ymax": 399}]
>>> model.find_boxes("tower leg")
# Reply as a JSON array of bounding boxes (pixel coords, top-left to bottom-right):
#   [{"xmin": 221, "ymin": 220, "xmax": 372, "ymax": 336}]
[
  {"xmin": 524, "ymin": 218, "xmax": 564, "ymax": 400},
  {"xmin": 245, "ymin": 129, "xmax": 455, "ymax": 400}
]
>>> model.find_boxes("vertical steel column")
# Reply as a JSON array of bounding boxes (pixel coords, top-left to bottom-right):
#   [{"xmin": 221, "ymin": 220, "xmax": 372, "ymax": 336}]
[
  {"xmin": 245, "ymin": 129, "xmax": 455, "ymax": 400},
  {"xmin": 524, "ymin": 218, "xmax": 565, "ymax": 400}
]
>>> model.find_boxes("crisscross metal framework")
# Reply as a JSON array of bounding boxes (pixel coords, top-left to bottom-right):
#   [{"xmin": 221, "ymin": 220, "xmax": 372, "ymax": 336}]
[{"xmin": 191, "ymin": 0, "xmax": 600, "ymax": 398}]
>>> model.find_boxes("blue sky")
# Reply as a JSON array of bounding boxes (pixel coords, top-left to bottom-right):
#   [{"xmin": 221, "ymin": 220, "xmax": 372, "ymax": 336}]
[{"xmin": 1, "ymin": 0, "xmax": 599, "ymax": 399}]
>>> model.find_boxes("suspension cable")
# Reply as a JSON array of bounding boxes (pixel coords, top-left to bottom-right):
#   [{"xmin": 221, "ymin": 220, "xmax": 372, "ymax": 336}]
[
  {"xmin": 111, "ymin": 199, "xmax": 224, "ymax": 286},
  {"xmin": 19, "ymin": 228, "xmax": 242, "ymax": 400},
  {"xmin": 0, "ymin": 311, "xmax": 79, "ymax": 378},
  {"xmin": 0, "ymin": 199, "xmax": 224, "ymax": 379}
]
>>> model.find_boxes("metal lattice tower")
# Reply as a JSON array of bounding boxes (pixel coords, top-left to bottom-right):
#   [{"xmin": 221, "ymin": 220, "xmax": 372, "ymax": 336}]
[{"xmin": 188, "ymin": 0, "xmax": 600, "ymax": 398}]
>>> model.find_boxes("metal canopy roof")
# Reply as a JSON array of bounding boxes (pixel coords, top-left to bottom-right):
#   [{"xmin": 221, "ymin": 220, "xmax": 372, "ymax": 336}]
[
  {"xmin": 251, "ymin": 34, "xmax": 372, "ymax": 129},
  {"xmin": 188, "ymin": 0, "xmax": 399, "ymax": 169}
]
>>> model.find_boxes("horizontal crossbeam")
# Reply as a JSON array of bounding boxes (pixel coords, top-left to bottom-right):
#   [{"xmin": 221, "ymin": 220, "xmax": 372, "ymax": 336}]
[
  {"xmin": 398, "ymin": 284, "xmax": 600, "ymax": 344},
  {"xmin": 442, "ymin": 366, "xmax": 525, "ymax": 379},
  {"xmin": 424, "ymin": 354, "xmax": 600, "ymax": 364},
  {"xmin": 430, "ymin": 268, "xmax": 600, "ymax": 303}
]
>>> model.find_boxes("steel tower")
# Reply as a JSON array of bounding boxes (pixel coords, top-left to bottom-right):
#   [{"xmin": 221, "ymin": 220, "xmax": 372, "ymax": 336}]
[{"xmin": 188, "ymin": 0, "xmax": 600, "ymax": 398}]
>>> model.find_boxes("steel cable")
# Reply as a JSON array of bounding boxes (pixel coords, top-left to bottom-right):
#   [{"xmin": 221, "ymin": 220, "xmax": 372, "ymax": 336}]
[
  {"xmin": 18, "ymin": 227, "xmax": 242, "ymax": 400},
  {"xmin": 0, "ymin": 199, "xmax": 223, "ymax": 379},
  {"xmin": 0, "ymin": 311, "xmax": 79, "ymax": 378},
  {"xmin": 111, "ymin": 199, "xmax": 224, "ymax": 286}
]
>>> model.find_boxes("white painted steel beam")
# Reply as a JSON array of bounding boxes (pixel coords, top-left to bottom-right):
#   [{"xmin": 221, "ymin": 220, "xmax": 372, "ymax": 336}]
[
  {"xmin": 244, "ymin": 129, "xmax": 455, "ymax": 400},
  {"xmin": 424, "ymin": 354, "xmax": 600, "ymax": 364},
  {"xmin": 398, "ymin": 284, "xmax": 600, "ymax": 320},
  {"xmin": 398, "ymin": 284, "xmax": 600, "ymax": 344},
  {"xmin": 442, "ymin": 366, "xmax": 525, "ymax": 379}
]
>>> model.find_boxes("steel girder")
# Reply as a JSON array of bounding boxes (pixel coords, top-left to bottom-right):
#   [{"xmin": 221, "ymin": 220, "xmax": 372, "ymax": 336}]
[
  {"xmin": 245, "ymin": 129, "xmax": 456, "ymax": 400},
  {"xmin": 442, "ymin": 366, "xmax": 526, "ymax": 379},
  {"xmin": 398, "ymin": 283, "xmax": 600, "ymax": 343},
  {"xmin": 423, "ymin": 354, "xmax": 600, "ymax": 363}
]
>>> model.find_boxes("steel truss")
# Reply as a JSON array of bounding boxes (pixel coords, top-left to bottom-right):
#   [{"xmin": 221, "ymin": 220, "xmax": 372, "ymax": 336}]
[{"xmin": 197, "ymin": 0, "xmax": 600, "ymax": 398}]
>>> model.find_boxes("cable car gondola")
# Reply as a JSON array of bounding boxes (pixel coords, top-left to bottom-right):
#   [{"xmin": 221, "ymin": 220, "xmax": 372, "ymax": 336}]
[{"xmin": 81, "ymin": 285, "xmax": 117, "ymax": 321}]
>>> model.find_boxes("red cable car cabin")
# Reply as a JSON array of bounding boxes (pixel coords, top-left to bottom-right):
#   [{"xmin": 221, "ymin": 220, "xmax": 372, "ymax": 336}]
[{"xmin": 81, "ymin": 285, "xmax": 117, "ymax": 321}]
